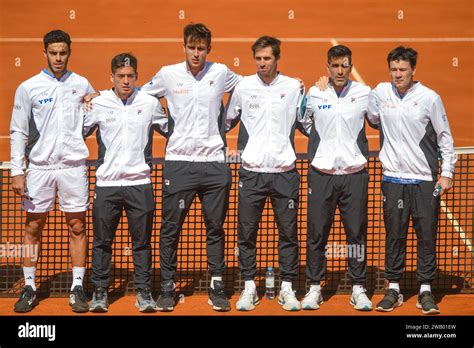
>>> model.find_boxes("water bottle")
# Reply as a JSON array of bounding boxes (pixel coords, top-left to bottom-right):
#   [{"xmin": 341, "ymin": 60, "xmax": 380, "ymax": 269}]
[{"xmin": 265, "ymin": 267, "xmax": 275, "ymax": 300}]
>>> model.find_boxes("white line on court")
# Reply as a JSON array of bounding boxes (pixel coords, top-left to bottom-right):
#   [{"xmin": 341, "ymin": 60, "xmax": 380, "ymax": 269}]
[
  {"xmin": 440, "ymin": 200, "xmax": 473, "ymax": 253},
  {"xmin": 0, "ymin": 37, "xmax": 473, "ymax": 43}
]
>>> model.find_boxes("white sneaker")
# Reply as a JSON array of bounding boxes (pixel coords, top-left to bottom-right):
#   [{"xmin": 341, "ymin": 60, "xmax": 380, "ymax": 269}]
[
  {"xmin": 278, "ymin": 289, "xmax": 301, "ymax": 311},
  {"xmin": 301, "ymin": 288, "xmax": 324, "ymax": 310},
  {"xmin": 236, "ymin": 289, "xmax": 259, "ymax": 311},
  {"xmin": 350, "ymin": 289, "xmax": 373, "ymax": 311}
]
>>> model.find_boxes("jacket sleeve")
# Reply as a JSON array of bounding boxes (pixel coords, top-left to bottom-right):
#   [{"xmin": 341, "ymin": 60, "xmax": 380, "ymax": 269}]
[
  {"xmin": 152, "ymin": 99, "xmax": 169, "ymax": 137},
  {"xmin": 141, "ymin": 68, "xmax": 167, "ymax": 98},
  {"xmin": 429, "ymin": 95, "xmax": 456, "ymax": 178},
  {"xmin": 83, "ymin": 104, "xmax": 99, "ymax": 138},
  {"xmin": 10, "ymin": 84, "xmax": 31, "ymax": 176},
  {"xmin": 224, "ymin": 66, "xmax": 243, "ymax": 93},
  {"xmin": 367, "ymin": 89, "xmax": 382, "ymax": 128},
  {"xmin": 224, "ymin": 87, "xmax": 242, "ymax": 132},
  {"xmin": 297, "ymin": 93, "xmax": 313, "ymax": 137},
  {"xmin": 86, "ymin": 82, "xmax": 95, "ymax": 94}
]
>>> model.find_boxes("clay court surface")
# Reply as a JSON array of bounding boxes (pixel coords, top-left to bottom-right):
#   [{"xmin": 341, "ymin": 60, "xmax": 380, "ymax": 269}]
[
  {"xmin": 0, "ymin": 0, "xmax": 473, "ymax": 321},
  {"xmin": 0, "ymin": 293, "xmax": 473, "ymax": 316}
]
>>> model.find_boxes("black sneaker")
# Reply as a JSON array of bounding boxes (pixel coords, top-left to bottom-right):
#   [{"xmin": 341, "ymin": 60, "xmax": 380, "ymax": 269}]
[
  {"xmin": 156, "ymin": 280, "xmax": 175, "ymax": 312},
  {"xmin": 208, "ymin": 280, "xmax": 230, "ymax": 312},
  {"xmin": 136, "ymin": 287, "xmax": 157, "ymax": 313},
  {"xmin": 69, "ymin": 285, "xmax": 89, "ymax": 313},
  {"xmin": 89, "ymin": 287, "xmax": 109, "ymax": 313},
  {"xmin": 416, "ymin": 291, "xmax": 440, "ymax": 315},
  {"xmin": 14, "ymin": 285, "xmax": 38, "ymax": 313},
  {"xmin": 375, "ymin": 289, "xmax": 403, "ymax": 312}
]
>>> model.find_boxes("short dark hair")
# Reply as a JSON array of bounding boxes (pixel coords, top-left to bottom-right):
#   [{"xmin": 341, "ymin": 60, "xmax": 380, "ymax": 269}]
[
  {"xmin": 111, "ymin": 53, "xmax": 138, "ymax": 74},
  {"xmin": 327, "ymin": 45, "xmax": 352, "ymax": 65},
  {"xmin": 251, "ymin": 36, "xmax": 281, "ymax": 59},
  {"xmin": 43, "ymin": 30, "xmax": 71, "ymax": 50},
  {"xmin": 387, "ymin": 46, "xmax": 418, "ymax": 68},
  {"xmin": 183, "ymin": 23, "xmax": 212, "ymax": 47}
]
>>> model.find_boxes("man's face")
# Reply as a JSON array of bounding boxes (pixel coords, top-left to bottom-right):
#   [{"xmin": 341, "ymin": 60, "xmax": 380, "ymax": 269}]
[
  {"xmin": 254, "ymin": 46, "xmax": 279, "ymax": 79},
  {"xmin": 389, "ymin": 59, "xmax": 416, "ymax": 93},
  {"xmin": 110, "ymin": 66, "xmax": 137, "ymax": 100},
  {"xmin": 327, "ymin": 56, "xmax": 352, "ymax": 89},
  {"xmin": 184, "ymin": 38, "xmax": 210, "ymax": 72},
  {"xmin": 44, "ymin": 42, "xmax": 71, "ymax": 77}
]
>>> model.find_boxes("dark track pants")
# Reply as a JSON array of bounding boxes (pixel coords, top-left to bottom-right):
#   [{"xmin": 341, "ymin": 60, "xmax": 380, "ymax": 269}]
[
  {"xmin": 91, "ymin": 184, "xmax": 154, "ymax": 289},
  {"xmin": 159, "ymin": 161, "xmax": 232, "ymax": 281},
  {"xmin": 382, "ymin": 181, "xmax": 439, "ymax": 283},
  {"xmin": 238, "ymin": 167, "xmax": 300, "ymax": 282},
  {"xmin": 306, "ymin": 167, "xmax": 369, "ymax": 285}
]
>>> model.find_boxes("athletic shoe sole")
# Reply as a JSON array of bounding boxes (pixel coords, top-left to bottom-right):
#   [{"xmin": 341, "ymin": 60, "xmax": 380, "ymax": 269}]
[
  {"xmin": 236, "ymin": 299, "xmax": 259, "ymax": 311},
  {"xmin": 70, "ymin": 303, "xmax": 90, "ymax": 313},
  {"xmin": 301, "ymin": 299, "xmax": 323, "ymax": 310},
  {"xmin": 14, "ymin": 299, "xmax": 39, "ymax": 313},
  {"xmin": 278, "ymin": 299, "xmax": 301, "ymax": 311},
  {"xmin": 89, "ymin": 305, "xmax": 108, "ymax": 313},
  {"xmin": 156, "ymin": 305, "xmax": 174, "ymax": 312},
  {"xmin": 135, "ymin": 302, "xmax": 157, "ymax": 313},
  {"xmin": 375, "ymin": 301, "xmax": 402, "ymax": 312},
  {"xmin": 207, "ymin": 298, "xmax": 231, "ymax": 311},
  {"xmin": 416, "ymin": 301, "xmax": 440, "ymax": 315},
  {"xmin": 350, "ymin": 298, "xmax": 373, "ymax": 311}
]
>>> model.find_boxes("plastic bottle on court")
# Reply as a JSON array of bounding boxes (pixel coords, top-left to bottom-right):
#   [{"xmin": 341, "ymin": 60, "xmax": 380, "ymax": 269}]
[{"xmin": 265, "ymin": 267, "xmax": 275, "ymax": 300}]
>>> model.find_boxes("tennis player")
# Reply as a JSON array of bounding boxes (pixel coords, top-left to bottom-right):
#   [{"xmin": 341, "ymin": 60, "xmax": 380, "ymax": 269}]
[
  {"xmin": 10, "ymin": 30, "xmax": 94, "ymax": 313},
  {"xmin": 225, "ymin": 36, "xmax": 304, "ymax": 312},
  {"xmin": 140, "ymin": 23, "xmax": 242, "ymax": 312},
  {"xmin": 84, "ymin": 53, "xmax": 167, "ymax": 313},
  {"xmin": 368, "ymin": 46, "xmax": 456, "ymax": 314},
  {"xmin": 299, "ymin": 45, "xmax": 374, "ymax": 311}
]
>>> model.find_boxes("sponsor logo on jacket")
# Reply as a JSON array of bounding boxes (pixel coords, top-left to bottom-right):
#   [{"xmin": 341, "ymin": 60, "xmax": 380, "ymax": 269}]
[
  {"xmin": 38, "ymin": 97, "xmax": 53, "ymax": 105},
  {"xmin": 317, "ymin": 104, "xmax": 332, "ymax": 110}
]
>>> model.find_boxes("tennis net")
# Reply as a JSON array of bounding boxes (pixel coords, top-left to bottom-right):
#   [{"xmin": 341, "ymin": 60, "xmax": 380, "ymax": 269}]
[{"xmin": 0, "ymin": 148, "xmax": 472, "ymax": 296}]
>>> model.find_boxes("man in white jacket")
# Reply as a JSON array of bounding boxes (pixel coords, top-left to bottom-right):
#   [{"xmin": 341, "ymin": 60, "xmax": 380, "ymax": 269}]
[
  {"xmin": 299, "ymin": 45, "xmax": 374, "ymax": 311},
  {"xmin": 368, "ymin": 46, "xmax": 456, "ymax": 315},
  {"xmin": 10, "ymin": 30, "xmax": 94, "ymax": 313},
  {"xmin": 225, "ymin": 36, "xmax": 304, "ymax": 311},
  {"xmin": 84, "ymin": 53, "xmax": 167, "ymax": 313},
  {"xmin": 141, "ymin": 23, "xmax": 242, "ymax": 312}
]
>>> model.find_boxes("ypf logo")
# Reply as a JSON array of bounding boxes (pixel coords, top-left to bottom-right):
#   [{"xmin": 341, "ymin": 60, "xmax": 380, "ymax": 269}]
[
  {"xmin": 318, "ymin": 104, "xmax": 332, "ymax": 110},
  {"xmin": 38, "ymin": 97, "xmax": 53, "ymax": 105}
]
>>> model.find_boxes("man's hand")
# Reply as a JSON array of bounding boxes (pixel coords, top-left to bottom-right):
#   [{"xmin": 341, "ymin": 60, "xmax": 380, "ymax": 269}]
[
  {"xmin": 82, "ymin": 92, "xmax": 100, "ymax": 112},
  {"xmin": 434, "ymin": 176, "xmax": 453, "ymax": 197},
  {"xmin": 316, "ymin": 76, "xmax": 329, "ymax": 91},
  {"xmin": 12, "ymin": 175, "xmax": 26, "ymax": 198}
]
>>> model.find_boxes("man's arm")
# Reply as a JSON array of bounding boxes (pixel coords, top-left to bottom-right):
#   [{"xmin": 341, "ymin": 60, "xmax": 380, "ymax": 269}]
[
  {"xmin": 430, "ymin": 95, "xmax": 456, "ymax": 195},
  {"xmin": 10, "ymin": 84, "xmax": 31, "ymax": 197},
  {"xmin": 224, "ymin": 88, "xmax": 242, "ymax": 132},
  {"xmin": 141, "ymin": 68, "xmax": 167, "ymax": 98},
  {"xmin": 152, "ymin": 99, "xmax": 169, "ymax": 138},
  {"xmin": 295, "ymin": 89, "xmax": 308, "ymax": 135},
  {"xmin": 224, "ymin": 66, "xmax": 243, "ymax": 93},
  {"xmin": 367, "ymin": 89, "xmax": 382, "ymax": 129},
  {"xmin": 297, "ymin": 93, "xmax": 314, "ymax": 137},
  {"xmin": 82, "ymin": 103, "xmax": 99, "ymax": 138}
]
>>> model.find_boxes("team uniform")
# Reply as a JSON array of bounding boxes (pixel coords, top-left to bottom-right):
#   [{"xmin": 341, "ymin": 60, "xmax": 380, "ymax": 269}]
[
  {"xmin": 299, "ymin": 80, "xmax": 373, "ymax": 310},
  {"xmin": 10, "ymin": 69, "xmax": 94, "ymax": 212},
  {"xmin": 225, "ymin": 73, "xmax": 303, "ymax": 311},
  {"xmin": 141, "ymin": 61, "xmax": 242, "ymax": 311},
  {"xmin": 83, "ymin": 88, "xmax": 167, "ymax": 312},
  {"xmin": 367, "ymin": 82, "xmax": 456, "ymax": 291}
]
